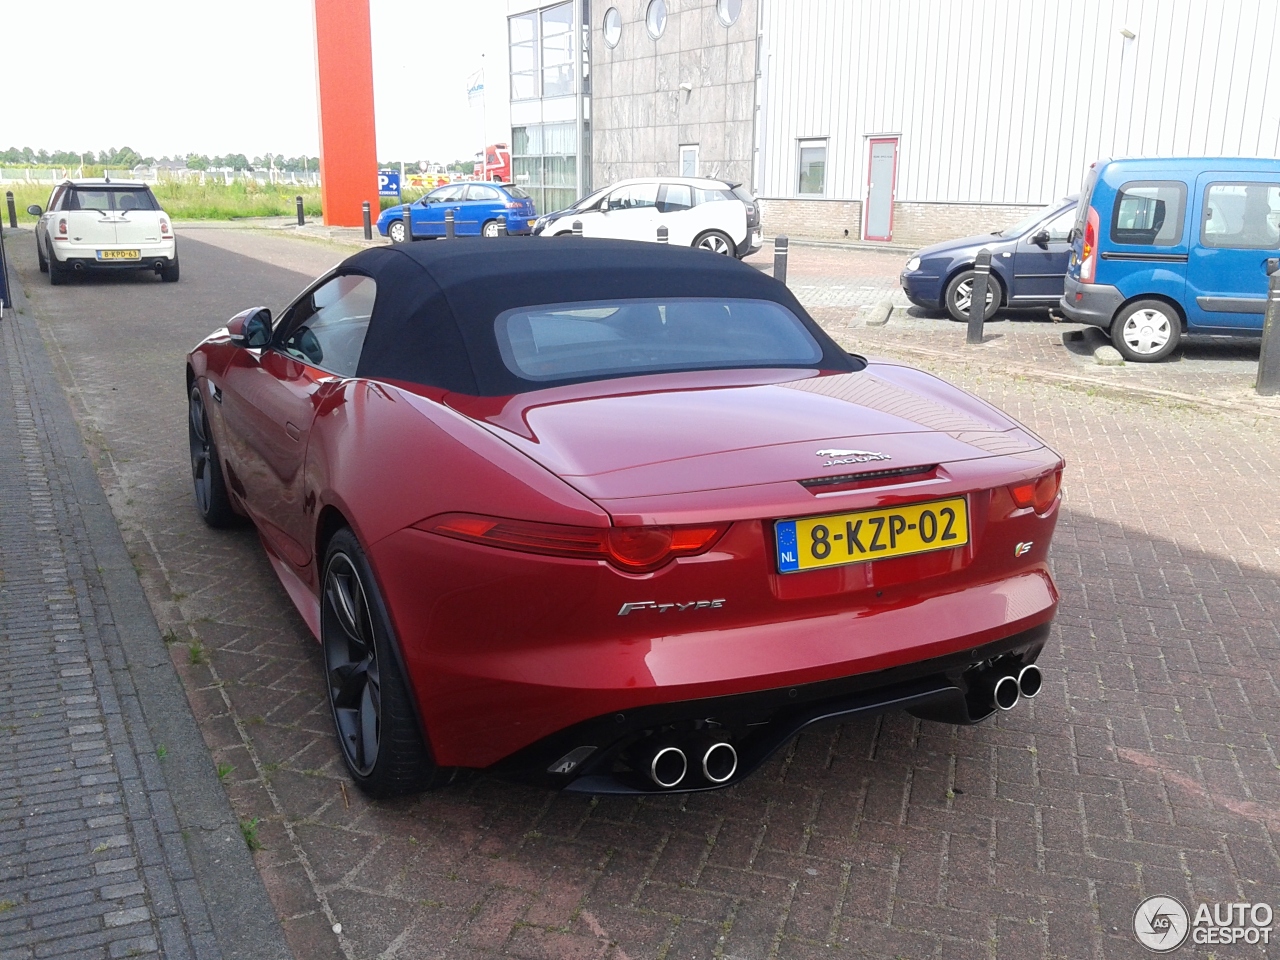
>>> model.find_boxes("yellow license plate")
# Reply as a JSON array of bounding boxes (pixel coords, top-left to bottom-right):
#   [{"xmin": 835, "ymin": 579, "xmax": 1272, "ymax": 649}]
[
  {"xmin": 775, "ymin": 497, "xmax": 969, "ymax": 573},
  {"xmin": 97, "ymin": 249, "xmax": 140, "ymax": 260}
]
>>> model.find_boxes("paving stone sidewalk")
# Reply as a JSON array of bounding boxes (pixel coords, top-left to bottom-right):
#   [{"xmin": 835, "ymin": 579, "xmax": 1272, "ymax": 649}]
[{"xmin": 0, "ymin": 253, "xmax": 290, "ymax": 958}]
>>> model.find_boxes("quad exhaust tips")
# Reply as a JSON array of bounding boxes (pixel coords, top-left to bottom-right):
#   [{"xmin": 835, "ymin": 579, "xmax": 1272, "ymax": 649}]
[
  {"xmin": 976, "ymin": 661, "xmax": 1044, "ymax": 712},
  {"xmin": 637, "ymin": 734, "xmax": 740, "ymax": 789}
]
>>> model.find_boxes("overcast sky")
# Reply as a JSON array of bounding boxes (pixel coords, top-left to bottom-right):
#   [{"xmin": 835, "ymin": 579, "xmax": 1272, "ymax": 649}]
[{"xmin": 5, "ymin": 0, "xmax": 510, "ymax": 163}]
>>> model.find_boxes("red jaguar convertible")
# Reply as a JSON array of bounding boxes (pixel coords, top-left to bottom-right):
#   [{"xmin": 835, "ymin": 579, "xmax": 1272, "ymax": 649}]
[{"xmin": 186, "ymin": 239, "xmax": 1063, "ymax": 797}]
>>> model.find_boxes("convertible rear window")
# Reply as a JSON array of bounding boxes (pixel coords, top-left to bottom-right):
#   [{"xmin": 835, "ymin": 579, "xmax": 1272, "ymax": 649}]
[{"xmin": 494, "ymin": 298, "xmax": 824, "ymax": 382}]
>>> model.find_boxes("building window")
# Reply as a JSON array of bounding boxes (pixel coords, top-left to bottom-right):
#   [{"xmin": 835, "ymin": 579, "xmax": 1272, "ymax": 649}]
[
  {"xmin": 603, "ymin": 6, "xmax": 621, "ymax": 48},
  {"xmin": 541, "ymin": 2, "xmax": 574, "ymax": 98},
  {"xmin": 510, "ymin": 12, "xmax": 539, "ymax": 101},
  {"xmin": 716, "ymin": 0, "xmax": 741, "ymax": 26},
  {"xmin": 646, "ymin": 0, "xmax": 667, "ymax": 39},
  {"xmin": 510, "ymin": 3, "xmax": 575, "ymax": 101},
  {"xmin": 513, "ymin": 122, "xmax": 579, "ymax": 215},
  {"xmin": 797, "ymin": 140, "xmax": 827, "ymax": 196},
  {"xmin": 680, "ymin": 145, "xmax": 699, "ymax": 178}
]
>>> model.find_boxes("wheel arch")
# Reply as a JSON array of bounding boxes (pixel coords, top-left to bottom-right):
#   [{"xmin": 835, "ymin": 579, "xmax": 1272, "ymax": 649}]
[{"xmin": 1110, "ymin": 293, "xmax": 1187, "ymax": 332}]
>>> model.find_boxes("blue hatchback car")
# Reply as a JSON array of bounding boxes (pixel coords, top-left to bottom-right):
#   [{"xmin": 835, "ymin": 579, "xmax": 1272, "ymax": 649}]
[
  {"xmin": 376, "ymin": 182, "xmax": 537, "ymax": 242},
  {"xmin": 900, "ymin": 197, "xmax": 1078, "ymax": 322},
  {"xmin": 1062, "ymin": 157, "xmax": 1280, "ymax": 361}
]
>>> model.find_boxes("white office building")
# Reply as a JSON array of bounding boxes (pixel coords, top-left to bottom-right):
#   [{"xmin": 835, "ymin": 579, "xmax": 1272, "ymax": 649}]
[{"xmin": 508, "ymin": 0, "xmax": 1280, "ymax": 244}]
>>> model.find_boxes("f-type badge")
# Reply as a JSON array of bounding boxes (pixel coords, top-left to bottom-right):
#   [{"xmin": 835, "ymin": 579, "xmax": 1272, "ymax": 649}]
[
  {"xmin": 816, "ymin": 448, "xmax": 892, "ymax": 468},
  {"xmin": 618, "ymin": 600, "xmax": 726, "ymax": 616}
]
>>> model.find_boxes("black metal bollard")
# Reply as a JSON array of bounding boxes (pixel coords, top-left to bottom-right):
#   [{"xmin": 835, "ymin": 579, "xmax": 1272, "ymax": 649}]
[
  {"xmin": 502, "ymin": 216, "xmax": 510, "ymax": 237},
  {"xmin": 402, "ymin": 203, "xmax": 412, "ymax": 242},
  {"xmin": 295, "ymin": 195, "xmax": 305, "ymax": 226},
  {"xmin": 5, "ymin": 192, "xmax": 15, "ymax": 230},
  {"xmin": 657, "ymin": 225, "xmax": 669, "ymax": 244},
  {"xmin": 967, "ymin": 248, "xmax": 993, "ymax": 345},
  {"xmin": 445, "ymin": 209, "xmax": 455, "ymax": 240},
  {"xmin": 361, "ymin": 201, "xmax": 372, "ymax": 240},
  {"xmin": 1257, "ymin": 260, "xmax": 1280, "ymax": 396},
  {"xmin": 572, "ymin": 220, "xmax": 583, "ymax": 237},
  {"xmin": 773, "ymin": 235, "xmax": 789, "ymax": 285}
]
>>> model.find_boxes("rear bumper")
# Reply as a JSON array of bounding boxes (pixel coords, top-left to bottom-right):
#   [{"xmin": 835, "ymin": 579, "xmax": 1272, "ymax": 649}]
[
  {"xmin": 1059, "ymin": 276, "xmax": 1124, "ymax": 328},
  {"xmin": 369, "ymin": 522, "xmax": 1059, "ymax": 783},
  {"xmin": 736, "ymin": 228, "xmax": 763, "ymax": 258},
  {"xmin": 503, "ymin": 620, "xmax": 1051, "ymax": 794},
  {"xmin": 52, "ymin": 239, "xmax": 176, "ymax": 269}
]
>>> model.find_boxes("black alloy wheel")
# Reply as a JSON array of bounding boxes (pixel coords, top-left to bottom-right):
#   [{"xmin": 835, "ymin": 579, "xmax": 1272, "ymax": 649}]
[
  {"xmin": 321, "ymin": 529, "xmax": 445, "ymax": 797},
  {"xmin": 187, "ymin": 383, "xmax": 236, "ymax": 527}
]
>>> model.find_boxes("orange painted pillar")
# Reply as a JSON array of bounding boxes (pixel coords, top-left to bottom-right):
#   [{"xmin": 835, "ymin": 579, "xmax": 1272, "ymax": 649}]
[{"xmin": 313, "ymin": 0, "xmax": 378, "ymax": 227}]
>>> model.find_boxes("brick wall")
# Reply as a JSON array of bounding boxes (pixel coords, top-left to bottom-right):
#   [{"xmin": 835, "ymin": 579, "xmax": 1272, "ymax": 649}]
[
  {"xmin": 760, "ymin": 198, "xmax": 1042, "ymax": 247},
  {"xmin": 759, "ymin": 199, "xmax": 863, "ymax": 242}
]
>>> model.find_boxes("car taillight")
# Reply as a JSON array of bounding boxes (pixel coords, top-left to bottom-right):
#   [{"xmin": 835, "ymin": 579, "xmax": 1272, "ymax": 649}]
[
  {"xmin": 1008, "ymin": 469, "xmax": 1062, "ymax": 514},
  {"xmin": 58, "ymin": 218, "xmax": 67, "ymax": 235},
  {"xmin": 505, "ymin": 201, "xmax": 520, "ymax": 209},
  {"xmin": 160, "ymin": 219, "xmax": 171, "ymax": 236},
  {"xmin": 1079, "ymin": 207, "xmax": 1099, "ymax": 283},
  {"xmin": 416, "ymin": 513, "xmax": 729, "ymax": 573}
]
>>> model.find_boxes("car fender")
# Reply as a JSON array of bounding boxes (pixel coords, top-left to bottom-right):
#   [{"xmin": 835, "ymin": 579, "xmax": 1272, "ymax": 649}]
[{"xmin": 303, "ymin": 379, "xmax": 609, "ymax": 557}]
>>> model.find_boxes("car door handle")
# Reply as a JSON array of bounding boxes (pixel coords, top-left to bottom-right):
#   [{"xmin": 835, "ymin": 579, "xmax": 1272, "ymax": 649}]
[
  {"xmin": 285, "ymin": 422, "xmax": 301, "ymax": 441},
  {"xmin": 209, "ymin": 382, "xmax": 222, "ymax": 404}
]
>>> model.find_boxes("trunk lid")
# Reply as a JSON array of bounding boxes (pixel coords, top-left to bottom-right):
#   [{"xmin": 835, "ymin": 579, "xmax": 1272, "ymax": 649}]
[{"xmin": 449, "ymin": 365, "xmax": 1046, "ymax": 504}]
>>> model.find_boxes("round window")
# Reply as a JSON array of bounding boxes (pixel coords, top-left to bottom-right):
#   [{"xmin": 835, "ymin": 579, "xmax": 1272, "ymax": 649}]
[
  {"xmin": 645, "ymin": 0, "xmax": 667, "ymax": 39},
  {"xmin": 716, "ymin": 0, "xmax": 741, "ymax": 26},
  {"xmin": 603, "ymin": 6, "xmax": 621, "ymax": 47}
]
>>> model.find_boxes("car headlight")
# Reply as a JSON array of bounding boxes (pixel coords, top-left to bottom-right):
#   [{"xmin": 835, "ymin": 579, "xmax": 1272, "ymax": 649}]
[{"xmin": 905, "ymin": 256, "xmax": 922, "ymax": 272}]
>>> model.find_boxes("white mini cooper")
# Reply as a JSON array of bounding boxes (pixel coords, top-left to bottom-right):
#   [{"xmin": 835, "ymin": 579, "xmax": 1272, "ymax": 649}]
[{"xmin": 29, "ymin": 179, "xmax": 179, "ymax": 284}]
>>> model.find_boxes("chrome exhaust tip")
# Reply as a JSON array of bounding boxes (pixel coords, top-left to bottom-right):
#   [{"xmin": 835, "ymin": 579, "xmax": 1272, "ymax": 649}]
[
  {"xmin": 155, "ymin": 260, "xmax": 166, "ymax": 271},
  {"xmin": 701, "ymin": 740, "xmax": 738, "ymax": 785},
  {"xmin": 73, "ymin": 261, "xmax": 85, "ymax": 271},
  {"xmin": 993, "ymin": 673, "xmax": 1020, "ymax": 711},
  {"xmin": 1017, "ymin": 664, "xmax": 1043, "ymax": 699},
  {"xmin": 648, "ymin": 746, "xmax": 687, "ymax": 789}
]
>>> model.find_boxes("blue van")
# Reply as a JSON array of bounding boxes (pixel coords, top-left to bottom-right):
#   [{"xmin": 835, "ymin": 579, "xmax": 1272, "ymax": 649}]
[{"xmin": 1061, "ymin": 157, "xmax": 1280, "ymax": 361}]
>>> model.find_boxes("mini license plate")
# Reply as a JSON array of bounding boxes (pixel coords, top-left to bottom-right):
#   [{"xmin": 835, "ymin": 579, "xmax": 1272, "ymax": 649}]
[
  {"xmin": 97, "ymin": 249, "xmax": 140, "ymax": 260},
  {"xmin": 775, "ymin": 496, "xmax": 969, "ymax": 573}
]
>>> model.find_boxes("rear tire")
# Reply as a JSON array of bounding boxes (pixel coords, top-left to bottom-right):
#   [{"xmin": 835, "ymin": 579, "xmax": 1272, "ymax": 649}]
[
  {"xmin": 944, "ymin": 269, "xmax": 1002, "ymax": 322},
  {"xmin": 321, "ymin": 528, "xmax": 448, "ymax": 798},
  {"xmin": 47, "ymin": 242, "xmax": 68, "ymax": 286},
  {"xmin": 694, "ymin": 230, "xmax": 734, "ymax": 255},
  {"xmin": 161, "ymin": 257, "xmax": 180, "ymax": 283},
  {"xmin": 188, "ymin": 383, "xmax": 237, "ymax": 528},
  {"xmin": 37, "ymin": 239, "xmax": 48, "ymax": 273},
  {"xmin": 481, "ymin": 219, "xmax": 502, "ymax": 238},
  {"xmin": 1110, "ymin": 299, "xmax": 1181, "ymax": 362}
]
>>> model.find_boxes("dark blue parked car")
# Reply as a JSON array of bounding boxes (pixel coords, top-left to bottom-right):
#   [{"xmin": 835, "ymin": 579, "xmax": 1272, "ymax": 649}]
[
  {"xmin": 1062, "ymin": 157, "xmax": 1280, "ymax": 361},
  {"xmin": 900, "ymin": 197, "xmax": 1078, "ymax": 322},
  {"xmin": 376, "ymin": 182, "xmax": 537, "ymax": 242}
]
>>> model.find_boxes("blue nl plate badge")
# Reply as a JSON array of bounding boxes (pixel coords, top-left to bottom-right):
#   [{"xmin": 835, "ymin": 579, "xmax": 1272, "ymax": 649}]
[{"xmin": 775, "ymin": 520, "xmax": 800, "ymax": 573}]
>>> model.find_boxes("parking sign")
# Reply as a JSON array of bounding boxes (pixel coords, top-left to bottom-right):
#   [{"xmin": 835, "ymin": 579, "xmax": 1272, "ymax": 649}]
[{"xmin": 377, "ymin": 170, "xmax": 401, "ymax": 198}]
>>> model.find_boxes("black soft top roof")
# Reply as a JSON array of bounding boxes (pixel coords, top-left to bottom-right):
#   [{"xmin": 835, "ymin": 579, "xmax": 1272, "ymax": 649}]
[{"xmin": 348, "ymin": 237, "xmax": 859, "ymax": 396}]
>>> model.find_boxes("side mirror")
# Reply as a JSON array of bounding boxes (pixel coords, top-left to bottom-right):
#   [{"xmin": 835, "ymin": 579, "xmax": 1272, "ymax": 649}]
[
  {"xmin": 27, "ymin": 205, "xmax": 43, "ymax": 217},
  {"xmin": 1030, "ymin": 229, "xmax": 1051, "ymax": 247},
  {"xmin": 226, "ymin": 307, "xmax": 272, "ymax": 348}
]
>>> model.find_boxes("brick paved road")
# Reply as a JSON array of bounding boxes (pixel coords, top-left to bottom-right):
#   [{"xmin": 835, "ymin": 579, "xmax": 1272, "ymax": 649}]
[{"xmin": 6, "ymin": 228, "xmax": 1280, "ymax": 959}]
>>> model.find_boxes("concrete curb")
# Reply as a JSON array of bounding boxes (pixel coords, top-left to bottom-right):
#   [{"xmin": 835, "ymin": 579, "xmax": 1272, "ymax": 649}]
[{"xmin": 1, "ymin": 245, "xmax": 293, "ymax": 960}]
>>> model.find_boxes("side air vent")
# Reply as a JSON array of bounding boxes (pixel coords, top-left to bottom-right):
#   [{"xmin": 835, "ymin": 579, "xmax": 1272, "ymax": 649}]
[{"xmin": 800, "ymin": 464, "xmax": 938, "ymax": 493}]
